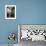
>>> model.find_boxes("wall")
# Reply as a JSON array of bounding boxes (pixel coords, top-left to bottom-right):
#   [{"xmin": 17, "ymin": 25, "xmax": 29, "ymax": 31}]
[{"xmin": 0, "ymin": 0, "xmax": 46, "ymax": 44}]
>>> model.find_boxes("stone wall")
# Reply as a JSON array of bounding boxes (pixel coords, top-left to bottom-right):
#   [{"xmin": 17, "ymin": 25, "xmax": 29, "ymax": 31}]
[{"xmin": 21, "ymin": 25, "xmax": 46, "ymax": 31}]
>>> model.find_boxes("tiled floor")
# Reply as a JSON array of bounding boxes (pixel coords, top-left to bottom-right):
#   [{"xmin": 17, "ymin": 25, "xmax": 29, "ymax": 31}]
[
  {"xmin": 19, "ymin": 39, "xmax": 46, "ymax": 46},
  {"xmin": 0, "ymin": 44, "xmax": 18, "ymax": 46},
  {"xmin": 0, "ymin": 40, "xmax": 46, "ymax": 46}
]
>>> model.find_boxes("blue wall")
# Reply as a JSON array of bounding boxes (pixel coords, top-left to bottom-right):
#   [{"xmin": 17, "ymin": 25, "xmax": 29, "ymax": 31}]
[{"xmin": 0, "ymin": 0, "xmax": 46, "ymax": 44}]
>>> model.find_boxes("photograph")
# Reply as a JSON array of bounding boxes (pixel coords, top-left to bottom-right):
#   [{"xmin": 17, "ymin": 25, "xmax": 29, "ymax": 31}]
[
  {"xmin": 5, "ymin": 5, "xmax": 16, "ymax": 19},
  {"xmin": 18, "ymin": 24, "xmax": 46, "ymax": 46}
]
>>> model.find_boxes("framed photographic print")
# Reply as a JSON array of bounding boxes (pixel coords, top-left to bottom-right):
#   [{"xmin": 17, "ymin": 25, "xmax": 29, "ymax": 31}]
[
  {"xmin": 5, "ymin": 5, "xmax": 16, "ymax": 19},
  {"xmin": 18, "ymin": 24, "xmax": 46, "ymax": 42}
]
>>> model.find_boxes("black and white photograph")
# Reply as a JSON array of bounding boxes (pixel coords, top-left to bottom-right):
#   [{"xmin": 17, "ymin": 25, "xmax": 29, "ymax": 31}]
[
  {"xmin": 5, "ymin": 5, "xmax": 16, "ymax": 19},
  {"xmin": 18, "ymin": 25, "xmax": 46, "ymax": 46}
]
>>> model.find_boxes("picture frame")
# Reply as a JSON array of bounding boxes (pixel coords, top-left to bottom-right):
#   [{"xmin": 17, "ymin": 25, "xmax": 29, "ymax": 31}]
[
  {"xmin": 5, "ymin": 5, "xmax": 16, "ymax": 19},
  {"xmin": 18, "ymin": 24, "xmax": 46, "ymax": 42}
]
